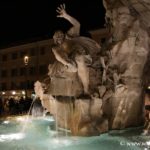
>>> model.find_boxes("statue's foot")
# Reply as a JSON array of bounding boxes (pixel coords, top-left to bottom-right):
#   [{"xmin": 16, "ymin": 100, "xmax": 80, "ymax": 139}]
[{"xmin": 77, "ymin": 93, "xmax": 91, "ymax": 99}]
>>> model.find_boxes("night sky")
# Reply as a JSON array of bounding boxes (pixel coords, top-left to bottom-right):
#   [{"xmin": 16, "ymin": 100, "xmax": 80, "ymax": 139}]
[{"xmin": 0, "ymin": 0, "xmax": 105, "ymax": 47}]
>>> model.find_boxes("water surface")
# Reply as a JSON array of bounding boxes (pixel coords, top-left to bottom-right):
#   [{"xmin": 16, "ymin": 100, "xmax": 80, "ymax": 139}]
[{"xmin": 0, "ymin": 115, "xmax": 149, "ymax": 150}]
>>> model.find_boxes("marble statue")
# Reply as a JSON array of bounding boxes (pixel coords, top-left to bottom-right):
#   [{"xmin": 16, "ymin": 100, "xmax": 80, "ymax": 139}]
[{"xmin": 48, "ymin": 4, "xmax": 100, "ymax": 97}]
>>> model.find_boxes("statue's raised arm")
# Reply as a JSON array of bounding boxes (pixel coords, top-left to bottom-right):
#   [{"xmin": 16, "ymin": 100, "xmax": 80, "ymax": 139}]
[{"xmin": 56, "ymin": 4, "xmax": 80, "ymax": 37}]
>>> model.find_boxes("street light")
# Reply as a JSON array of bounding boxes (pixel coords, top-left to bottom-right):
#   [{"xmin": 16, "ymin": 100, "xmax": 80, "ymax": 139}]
[
  {"xmin": 23, "ymin": 56, "xmax": 29, "ymax": 99},
  {"xmin": 24, "ymin": 56, "xmax": 29, "ymax": 66}
]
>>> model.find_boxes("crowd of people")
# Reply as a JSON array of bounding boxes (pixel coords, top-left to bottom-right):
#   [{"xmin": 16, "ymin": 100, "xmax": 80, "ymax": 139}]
[{"xmin": 0, "ymin": 97, "xmax": 32, "ymax": 116}]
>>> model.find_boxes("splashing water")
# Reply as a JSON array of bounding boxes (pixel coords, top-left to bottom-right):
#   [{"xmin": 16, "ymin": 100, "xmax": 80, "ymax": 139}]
[{"xmin": 21, "ymin": 96, "xmax": 37, "ymax": 133}]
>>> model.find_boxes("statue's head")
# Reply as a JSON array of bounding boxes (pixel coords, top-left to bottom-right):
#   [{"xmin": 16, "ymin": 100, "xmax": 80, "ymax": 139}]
[{"xmin": 53, "ymin": 30, "xmax": 65, "ymax": 45}]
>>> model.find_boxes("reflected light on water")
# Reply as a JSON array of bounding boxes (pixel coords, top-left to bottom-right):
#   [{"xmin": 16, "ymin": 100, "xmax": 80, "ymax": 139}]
[
  {"xmin": 42, "ymin": 116, "xmax": 55, "ymax": 122},
  {"xmin": 146, "ymin": 141, "xmax": 150, "ymax": 146},
  {"xmin": 2, "ymin": 121, "xmax": 10, "ymax": 124},
  {"xmin": 52, "ymin": 138, "xmax": 72, "ymax": 146},
  {"xmin": 16, "ymin": 116, "xmax": 31, "ymax": 123},
  {"xmin": 0, "ymin": 133, "xmax": 25, "ymax": 142}
]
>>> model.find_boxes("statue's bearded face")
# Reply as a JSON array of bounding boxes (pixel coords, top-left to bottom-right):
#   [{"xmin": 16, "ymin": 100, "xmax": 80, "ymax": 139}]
[
  {"xmin": 112, "ymin": 7, "xmax": 134, "ymax": 26},
  {"xmin": 53, "ymin": 31, "xmax": 65, "ymax": 44},
  {"xmin": 117, "ymin": 7, "xmax": 132, "ymax": 25}
]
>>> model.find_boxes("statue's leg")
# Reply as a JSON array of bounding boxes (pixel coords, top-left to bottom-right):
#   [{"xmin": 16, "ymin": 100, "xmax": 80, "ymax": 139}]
[{"xmin": 75, "ymin": 55, "xmax": 90, "ymax": 94}]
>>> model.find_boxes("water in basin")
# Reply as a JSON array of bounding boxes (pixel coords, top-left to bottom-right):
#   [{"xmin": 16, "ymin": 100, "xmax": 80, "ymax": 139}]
[{"xmin": 0, "ymin": 115, "xmax": 149, "ymax": 150}]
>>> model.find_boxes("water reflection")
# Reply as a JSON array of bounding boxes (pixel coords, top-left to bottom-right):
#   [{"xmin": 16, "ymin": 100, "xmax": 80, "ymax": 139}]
[
  {"xmin": 2, "ymin": 121, "xmax": 10, "ymax": 124},
  {"xmin": 0, "ymin": 133, "xmax": 25, "ymax": 142}
]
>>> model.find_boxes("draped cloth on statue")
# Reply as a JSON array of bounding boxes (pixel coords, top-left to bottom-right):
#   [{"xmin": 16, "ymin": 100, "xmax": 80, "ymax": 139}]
[
  {"xmin": 48, "ymin": 36, "xmax": 101, "ymax": 79},
  {"xmin": 72, "ymin": 36, "xmax": 101, "ymax": 57},
  {"xmin": 48, "ymin": 36, "xmax": 101, "ymax": 96}
]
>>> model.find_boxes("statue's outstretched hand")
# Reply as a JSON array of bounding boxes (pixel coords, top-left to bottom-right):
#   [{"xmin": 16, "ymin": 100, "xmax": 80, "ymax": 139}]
[{"xmin": 56, "ymin": 4, "xmax": 67, "ymax": 18}]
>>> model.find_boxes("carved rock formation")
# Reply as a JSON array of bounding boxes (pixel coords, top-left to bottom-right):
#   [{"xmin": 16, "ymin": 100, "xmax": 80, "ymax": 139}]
[{"xmin": 102, "ymin": 0, "xmax": 150, "ymax": 129}]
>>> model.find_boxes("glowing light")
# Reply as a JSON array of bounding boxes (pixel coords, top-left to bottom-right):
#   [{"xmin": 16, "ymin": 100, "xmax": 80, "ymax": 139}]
[
  {"xmin": 2, "ymin": 92, "xmax": 5, "ymax": 95},
  {"xmin": 12, "ymin": 91, "xmax": 16, "ymax": 95},
  {"xmin": 16, "ymin": 116, "xmax": 31, "ymax": 124},
  {"xmin": 148, "ymin": 86, "xmax": 150, "ymax": 90},
  {"xmin": 16, "ymin": 117, "xmax": 24, "ymax": 122},
  {"xmin": 22, "ymin": 91, "xmax": 25, "ymax": 95},
  {"xmin": 52, "ymin": 138, "xmax": 72, "ymax": 146},
  {"xmin": 43, "ymin": 116, "xmax": 55, "ymax": 122},
  {"xmin": 53, "ymin": 138, "xmax": 60, "ymax": 144},
  {"xmin": 24, "ymin": 56, "xmax": 29, "ymax": 65},
  {"xmin": 146, "ymin": 141, "xmax": 150, "ymax": 145},
  {"xmin": 0, "ymin": 133, "xmax": 25, "ymax": 142},
  {"xmin": 2, "ymin": 121, "xmax": 10, "ymax": 124}
]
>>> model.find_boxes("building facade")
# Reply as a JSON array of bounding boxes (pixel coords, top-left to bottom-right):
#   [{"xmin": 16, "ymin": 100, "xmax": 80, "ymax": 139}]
[{"xmin": 0, "ymin": 39, "xmax": 55, "ymax": 99}]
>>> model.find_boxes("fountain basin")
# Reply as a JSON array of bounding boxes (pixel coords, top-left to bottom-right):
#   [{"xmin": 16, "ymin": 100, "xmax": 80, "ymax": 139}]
[{"xmin": 0, "ymin": 115, "xmax": 149, "ymax": 150}]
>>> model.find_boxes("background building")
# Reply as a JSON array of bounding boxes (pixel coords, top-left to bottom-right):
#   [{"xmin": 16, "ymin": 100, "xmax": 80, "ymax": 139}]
[{"xmin": 0, "ymin": 38, "xmax": 55, "ymax": 99}]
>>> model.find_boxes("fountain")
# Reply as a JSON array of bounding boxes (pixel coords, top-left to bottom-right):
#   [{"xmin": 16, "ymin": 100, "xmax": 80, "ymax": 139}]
[
  {"xmin": 34, "ymin": 1, "xmax": 150, "ymax": 136},
  {"xmin": 1, "ymin": 1, "xmax": 150, "ymax": 149}
]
